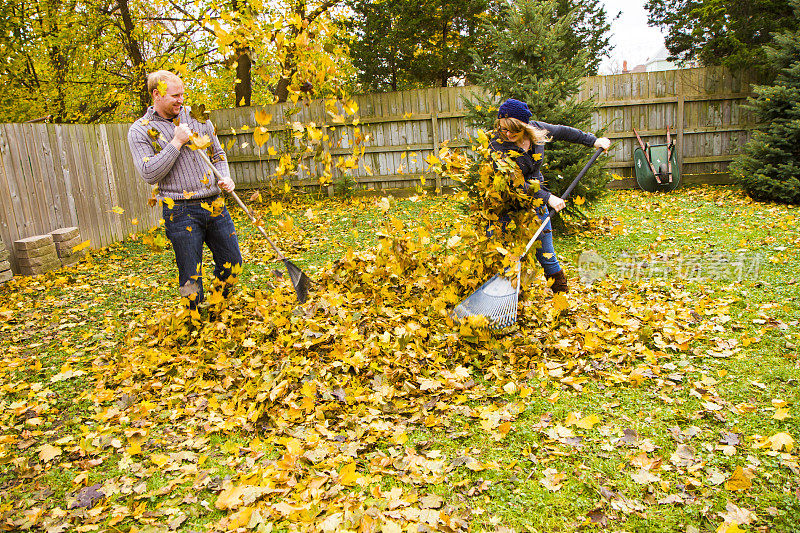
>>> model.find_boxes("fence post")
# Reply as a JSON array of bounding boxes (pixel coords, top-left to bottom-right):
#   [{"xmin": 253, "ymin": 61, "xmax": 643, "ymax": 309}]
[
  {"xmin": 676, "ymin": 74, "xmax": 685, "ymax": 171},
  {"xmin": 428, "ymin": 89, "xmax": 442, "ymax": 194}
]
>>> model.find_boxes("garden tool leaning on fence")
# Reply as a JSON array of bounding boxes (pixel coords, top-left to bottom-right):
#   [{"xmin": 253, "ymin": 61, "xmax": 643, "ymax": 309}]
[
  {"xmin": 632, "ymin": 127, "xmax": 681, "ymax": 192},
  {"xmin": 452, "ymin": 147, "xmax": 605, "ymax": 329},
  {"xmin": 196, "ymin": 149, "xmax": 310, "ymax": 303}
]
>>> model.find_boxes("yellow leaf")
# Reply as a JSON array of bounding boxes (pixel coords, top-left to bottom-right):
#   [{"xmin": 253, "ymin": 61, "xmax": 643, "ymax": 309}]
[
  {"xmin": 576, "ymin": 414, "xmax": 601, "ymax": 429},
  {"xmin": 540, "ymin": 468, "xmax": 565, "ymax": 491},
  {"xmin": 127, "ymin": 440, "xmax": 142, "ymax": 456},
  {"xmin": 573, "ymin": 195, "xmax": 585, "ymax": 206},
  {"xmin": 216, "ymin": 485, "xmax": 245, "ymax": 510},
  {"xmin": 716, "ymin": 523, "xmax": 746, "ymax": 533},
  {"xmin": 163, "ymin": 197, "xmax": 175, "ymax": 209},
  {"xmin": 110, "ymin": 206, "xmax": 124, "ymax": 214},
  {"xmin": 190, "ymin": 134, "xmax": 211, "ymax": 150},
  {"xmin": 38, "ymin": 444, "xmax": 61, "ymax": 462},
  {"xmin": 255, "ymin": 110, "xmax": 272, "ymax": 126},
  {"xmin": 269, "ymin": 202, "xmax": 284, "ymax": 216},
  {"xmin": 724, "ymin": 467, "xmax": 753, "ymax": 491},
  {"xmin": 254, "ymin": 127, "xmax": 270, "ymax": 148},
  {"xmin": 72, "ymin": 240, "xmax": 91, "ymax": 253},
  {"xmin": 552, "ymin": 293, "xmax": 569, "ymax": 313},
  {"xmin": 773, "ymin": 408, "xmax": 790, "ymax": 421},
  {"xmin": 763, "ymin": 432, "xmax": 794, "ymax": 452},
  {"xmin": 151, "ymin": 454, "xmax": 170, "ymax": 468},
  {"xmin": 227, "ymin": 507, "xmax": 254, "ymax": 529},
  {"xmin": 338, "ymin": 461, "xmax": 358, "ymax": 486}
]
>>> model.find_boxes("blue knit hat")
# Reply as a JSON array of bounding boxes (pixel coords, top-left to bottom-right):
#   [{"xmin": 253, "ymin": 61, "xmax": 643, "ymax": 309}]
[{"xmin": 497, "ymin": 98, "xmax": 532, "ymax": 124}]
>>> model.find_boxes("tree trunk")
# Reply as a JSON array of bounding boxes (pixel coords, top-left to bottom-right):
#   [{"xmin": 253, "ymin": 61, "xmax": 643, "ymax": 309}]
[
  {"xmin": 235, "ymin": 48, "xmax": 252, "ymax": 106},
  {"xmin": 117, "ymin": 0, "xmax": 149, "ymax": 115},
  {"xmin": 275, "ymin": 76, "xmax": 291, "ymax": 103}
]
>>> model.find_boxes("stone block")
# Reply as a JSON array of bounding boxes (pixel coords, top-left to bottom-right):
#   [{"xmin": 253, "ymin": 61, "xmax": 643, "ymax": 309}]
[
  {"xmin": 51, "ymin": 227, "xmax": 80, "ymax": 242},
  {"xmin": 18, "ymin": 252, "xmax": 60, "ymax": 268},
  {"xmin": 0, "ymin": 269, "xmax": 12, "ymax": 283},
  {"xmin": 55, "ymin": 236, "xmax": 83, "ymax": 256},
  {"xmin": 19, "ymin": 260, "xmax": 60, "ymax": 276},
  {"xmin": 60, "ymin": 254, "xmax": 85, "ymax": 267},
  {"xmin": 0, "ymin": 260, "xmax": 9, "ymax": 271},
  {"xmin": 14, "ymin": 234, "xmax": 54, "ymax": 251},
  {"xmin": 0, "ymin": 248, "xmax": 9, "ymax": 262},
  {"xmin": 17, "ymin": 243, "xmax": 58, "ymax": 259}
]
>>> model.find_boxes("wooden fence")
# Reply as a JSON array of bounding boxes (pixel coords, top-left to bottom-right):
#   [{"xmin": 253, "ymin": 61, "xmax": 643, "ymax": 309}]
[
  {"xmin": 213, "ymin": 66, "xmax": 762, "ymax": 192},
  {"xmin": 0, "ymin": 66, "xmax": 762, "ymax": 272},
  {"xmin": 0, "ymin": 123, "xmax": 160, "ymax": 272},
  {"xmin": 210, "ymin": 86, "xmax": 481, "ymax": 194},
  {"xmin": 579, "ymin": 66, "xmax": 762, "ymax": 188}
]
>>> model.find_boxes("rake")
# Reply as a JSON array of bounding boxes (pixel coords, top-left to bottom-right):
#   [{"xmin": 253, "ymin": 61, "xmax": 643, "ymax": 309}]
[
  {"xmin": 196, "ymin": 150, "xmax": 310, "ymax": 303},
  {"xmin": 453, "ymin": 147, "xmax": 604, "ymax": 328}
]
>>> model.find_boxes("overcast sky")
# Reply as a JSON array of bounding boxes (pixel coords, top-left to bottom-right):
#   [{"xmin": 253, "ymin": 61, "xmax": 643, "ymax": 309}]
[{"xmin": 598, "ymin": 0, "xmax": 668, "ymax": 74}]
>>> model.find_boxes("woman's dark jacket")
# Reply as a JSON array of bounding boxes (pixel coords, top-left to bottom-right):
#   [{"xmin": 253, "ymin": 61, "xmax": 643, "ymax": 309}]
[{"xmin": 489, "ymin": 120, "xmax": 597, "ymax": 206}]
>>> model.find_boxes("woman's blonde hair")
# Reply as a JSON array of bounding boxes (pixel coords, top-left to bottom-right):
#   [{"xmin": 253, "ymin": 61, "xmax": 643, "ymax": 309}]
[{"xmin": 494, "ymin": 117, "xmax": 550, "ymax": 145}]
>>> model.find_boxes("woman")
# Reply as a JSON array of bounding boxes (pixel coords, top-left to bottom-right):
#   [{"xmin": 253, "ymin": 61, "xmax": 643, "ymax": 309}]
[{"xmin": 489, "ymin": 98, "xmax": 610, "ymax": 293}]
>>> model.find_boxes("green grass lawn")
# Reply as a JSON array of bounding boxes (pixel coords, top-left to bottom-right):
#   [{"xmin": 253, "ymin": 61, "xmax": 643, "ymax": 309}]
[{"xmin": 0, "ymin": 185, "xmax": 798, "ymax": 532}]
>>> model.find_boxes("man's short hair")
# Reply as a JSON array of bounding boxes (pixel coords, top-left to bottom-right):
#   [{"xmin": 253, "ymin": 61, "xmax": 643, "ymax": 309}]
[{"xmin": 147, "ymin": 70, "xmax": 183, "ymax": 97}]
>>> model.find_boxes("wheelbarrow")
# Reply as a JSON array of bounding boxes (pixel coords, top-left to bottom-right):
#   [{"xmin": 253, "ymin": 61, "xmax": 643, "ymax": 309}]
[{"xmin": 633, "ymin": 126, "xmax": 681, "ymax": 192}]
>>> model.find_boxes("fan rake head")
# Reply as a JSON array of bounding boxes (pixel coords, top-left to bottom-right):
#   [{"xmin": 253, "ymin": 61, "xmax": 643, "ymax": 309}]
[{"xmin": 452, "ymin": 272, "xmax": 519, "ymax": 329}]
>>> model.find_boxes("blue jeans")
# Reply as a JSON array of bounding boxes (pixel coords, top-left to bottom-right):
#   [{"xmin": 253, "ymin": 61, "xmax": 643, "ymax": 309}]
[
  {"xmin": 487, "ymin": 206, "xmax": 561, "ymax": 276},
  {"xmin": 163, "ymin": 201, "xmax": 243, "ymax": 307}
]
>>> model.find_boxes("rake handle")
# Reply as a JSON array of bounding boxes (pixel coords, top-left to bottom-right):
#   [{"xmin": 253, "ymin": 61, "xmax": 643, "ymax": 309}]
[
  {"xmin": 195, "ymin": 149, "xmax": 286, "ymax": 261},
  {"xmin": 521, "ymin": 147, "xmax": 604, "ymax": 258}
]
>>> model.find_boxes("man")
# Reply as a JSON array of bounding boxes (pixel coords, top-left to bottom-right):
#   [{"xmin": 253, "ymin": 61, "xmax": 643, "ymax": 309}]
[{"xmin": 128, "ymin": 70, "xmax": 243, "ymax": 310}]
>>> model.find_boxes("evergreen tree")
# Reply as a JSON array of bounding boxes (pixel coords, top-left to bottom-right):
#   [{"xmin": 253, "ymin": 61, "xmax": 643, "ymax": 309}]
[
  {"xmin": 346, "ymin": 0, "xmax": 497, "ymax": 91},
  {"xmin": 730, "ymin": 4, "xmax": 800, "ymax": 204},
  {"xmin": 464, "ymin": 0, "xmax": 609, "ymax": 209}
]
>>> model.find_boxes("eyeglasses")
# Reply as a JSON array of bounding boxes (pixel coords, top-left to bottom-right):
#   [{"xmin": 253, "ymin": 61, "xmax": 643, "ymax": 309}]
[{"xmin": 499, "ymin": 128, "xmax": 517, "ymax": 134}]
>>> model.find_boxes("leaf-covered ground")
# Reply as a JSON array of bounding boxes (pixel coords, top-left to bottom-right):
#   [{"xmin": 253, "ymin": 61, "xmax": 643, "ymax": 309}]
[{"xmin": 0, "ymin": 186, "xmax": 798, "ymax": 532}]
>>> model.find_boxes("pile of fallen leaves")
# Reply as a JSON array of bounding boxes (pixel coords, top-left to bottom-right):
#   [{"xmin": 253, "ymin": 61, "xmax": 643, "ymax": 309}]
[
  {"xmin": 54, "ymin": 201, "xmax": 711, "ymax": 531},
  {"xmin": 4, "ymin": 170, "xmax": 797, "ymax": 531}
]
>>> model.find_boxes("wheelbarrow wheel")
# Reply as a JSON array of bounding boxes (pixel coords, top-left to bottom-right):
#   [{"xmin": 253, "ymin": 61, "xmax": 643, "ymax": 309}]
[{"xmin": 658, "ymin": 162, "xmax": 669, "ymax": 184}]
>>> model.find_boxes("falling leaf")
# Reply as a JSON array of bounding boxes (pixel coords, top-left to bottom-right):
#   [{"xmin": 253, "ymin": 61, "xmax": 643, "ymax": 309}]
[
  {"xmin": 255, "ymin": 110, "xmax": 272, "ymax": 126},
  {"xmin": 110, "ymin": 206, "xmax": 124, "ymax": 214}
]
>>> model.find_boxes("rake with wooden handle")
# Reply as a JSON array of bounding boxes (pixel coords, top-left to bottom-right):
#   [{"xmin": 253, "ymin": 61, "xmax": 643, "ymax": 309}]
[
  {"xmin": 453, "ymin": 148, "xmax": 604, "ymax": 328},
  {"xmin": 196, "ymin": 149, "xmax": 310, "ymax": 303}
]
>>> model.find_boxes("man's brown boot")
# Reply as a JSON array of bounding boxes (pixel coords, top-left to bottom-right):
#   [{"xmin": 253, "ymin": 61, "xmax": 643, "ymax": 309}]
[{"xmin": 546, "ymin": 269, "xmax": 568, "ymax": 293}]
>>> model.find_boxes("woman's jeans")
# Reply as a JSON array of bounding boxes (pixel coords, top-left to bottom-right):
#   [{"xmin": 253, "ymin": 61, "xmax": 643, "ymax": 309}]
[
  {"xmin": 163, "ymin": 201, "xmax": 243, "ymax": 307},
  {"xmin": 487, "ymin": 206, "xmax": 562, "ymax": 276}
]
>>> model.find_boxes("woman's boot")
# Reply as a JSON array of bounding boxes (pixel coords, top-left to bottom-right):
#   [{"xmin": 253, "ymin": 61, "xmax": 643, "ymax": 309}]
[{"xmin": 546, "ymin": 269, "xmax": 568, "ymax": 293}]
